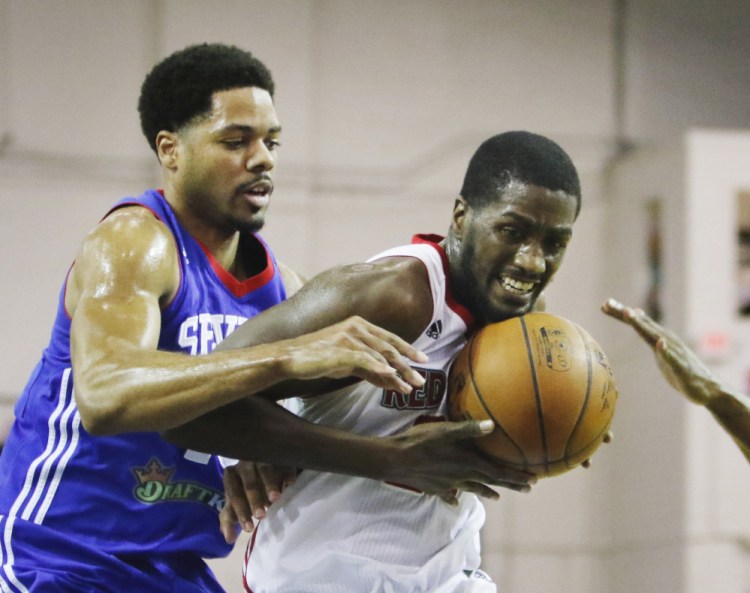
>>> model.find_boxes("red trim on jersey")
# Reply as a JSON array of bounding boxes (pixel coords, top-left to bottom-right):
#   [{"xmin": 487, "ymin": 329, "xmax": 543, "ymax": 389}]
[
  {"xmin": 411, "ymin": 234, "xmax": 475, "ymax": 331},
  {"xmin": 195, "ymin": 235, "xmax": 275, "ymax": 298}
]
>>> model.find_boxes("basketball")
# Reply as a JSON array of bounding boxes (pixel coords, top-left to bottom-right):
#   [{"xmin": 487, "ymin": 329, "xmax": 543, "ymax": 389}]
[{"xmin": 448, "ymin": 312, "xmax": 617, "ymax": 478}]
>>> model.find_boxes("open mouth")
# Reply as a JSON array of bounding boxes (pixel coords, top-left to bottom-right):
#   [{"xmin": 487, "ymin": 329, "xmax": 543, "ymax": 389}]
[
  {"xmin": 241, "ymin": 181, "xmax": 273, "ymax": 209},
  {"xmin": 500, "ymin": 275, "xmax": 536, "ymax": 296},
  {"xmin": 248, "ymin": 180, "xmax": 273, "ymax": 195}
]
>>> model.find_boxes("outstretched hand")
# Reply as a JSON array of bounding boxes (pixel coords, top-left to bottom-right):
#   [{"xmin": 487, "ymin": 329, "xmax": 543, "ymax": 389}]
[
  {"xmin": 381, "ymin": 419, "xmax": 536, "ymax": 503},
  {"xmin": 602, "ymin": 297, "xmax": 750, "ymax": 463},
  {"xmin": 601, "ymin": 298, "xmax": 721, "ymax": 405}
]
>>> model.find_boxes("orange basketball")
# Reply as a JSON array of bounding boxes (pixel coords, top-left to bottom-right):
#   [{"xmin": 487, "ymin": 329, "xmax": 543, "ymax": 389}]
[{"xmin": 448, "ymin": 312, "xmax": 617, "ymax": 478}]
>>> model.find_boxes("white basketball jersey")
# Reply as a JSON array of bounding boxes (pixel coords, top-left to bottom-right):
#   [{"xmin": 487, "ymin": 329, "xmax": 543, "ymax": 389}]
[{"xmin": 243, "ymin": 237, "xmax": 496, "ymax": 593}]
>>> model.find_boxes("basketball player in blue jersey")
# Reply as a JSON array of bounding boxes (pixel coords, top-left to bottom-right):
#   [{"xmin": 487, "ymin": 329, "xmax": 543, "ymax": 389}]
[
  {"xmin": 0, "ymin": 44, "xmax": 534, "ymax": 593},
  {"xmin": 166, "ymin": 131, "xmax": 583, "ymax": 592}
]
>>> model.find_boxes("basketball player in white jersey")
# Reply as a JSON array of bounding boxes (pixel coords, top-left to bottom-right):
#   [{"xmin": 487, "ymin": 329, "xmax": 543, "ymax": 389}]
[{"xmin": 166, "ymin": 130, "xmax": 582, "ymax": 592}]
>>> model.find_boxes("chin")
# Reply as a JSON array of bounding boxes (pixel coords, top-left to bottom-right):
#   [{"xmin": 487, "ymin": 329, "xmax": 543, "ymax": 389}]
[
  {"xmin": 241, "ymin": 216, "xmax": 266, "ymax": 235},
  {"xmin": 485, "ymin": 302, "xmax": 533, "ymax": 324}
]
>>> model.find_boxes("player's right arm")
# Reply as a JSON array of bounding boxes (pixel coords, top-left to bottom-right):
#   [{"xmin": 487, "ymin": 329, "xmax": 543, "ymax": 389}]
[
  {"xmin": 602, "ymin": 298, "xmax": 750, "ymax": 463},
  {"xmin": 66, "ymin": 207, "xmax": 427, "ymax": 436}
]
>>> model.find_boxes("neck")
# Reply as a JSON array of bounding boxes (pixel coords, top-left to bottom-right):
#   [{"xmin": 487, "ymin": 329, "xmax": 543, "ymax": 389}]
[
  {"xmin": 442, "ymin": 232, "xmax": 476, "ymax": 320},
  {"xmin": 163, "ymin": 188, "xmax": 241, "ymax": 272},
  {"xmin": 442, "ymin": 232, "xmax": 460, "ymax": 274}
]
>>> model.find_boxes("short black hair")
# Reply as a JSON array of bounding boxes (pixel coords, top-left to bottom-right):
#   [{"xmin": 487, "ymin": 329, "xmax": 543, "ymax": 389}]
[
  {"xmin": 460, "ymin": 131, "xmax": 581, "ymax": 217},
  {"xmin": 138, "ymin": 43, "xmax": 275, "ymax": 153}
]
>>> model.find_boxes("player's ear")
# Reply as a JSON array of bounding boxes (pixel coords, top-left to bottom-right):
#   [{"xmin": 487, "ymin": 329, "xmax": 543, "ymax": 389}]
[
  {"xmin": 156, "ymin": 131, "xmax": 179, "ymax": 170},
  {"xmin": 451, "ymin": 196, "xmax": 468, "ymax": 238}
]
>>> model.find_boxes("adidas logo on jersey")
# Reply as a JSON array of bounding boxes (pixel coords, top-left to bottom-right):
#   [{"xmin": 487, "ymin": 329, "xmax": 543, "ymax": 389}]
[{"xmin": 426, "ymin": 320, "xmax": 442, "ymax": 339}]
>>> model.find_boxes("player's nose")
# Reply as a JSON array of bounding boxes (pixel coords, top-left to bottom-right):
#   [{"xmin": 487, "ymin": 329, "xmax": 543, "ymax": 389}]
[
  {"xmin": 513, "ymin": 241, "xmax": 545, "ymax": 275},
  {"xmin": 245, "ymin": 140, "xmax": 275, "ymax": 173}
]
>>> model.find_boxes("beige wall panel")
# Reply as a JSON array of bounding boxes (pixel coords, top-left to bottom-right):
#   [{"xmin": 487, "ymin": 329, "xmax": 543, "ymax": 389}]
[{"xmin": 5, "ymin": 0, "xmax": 155, "ymax": 159}]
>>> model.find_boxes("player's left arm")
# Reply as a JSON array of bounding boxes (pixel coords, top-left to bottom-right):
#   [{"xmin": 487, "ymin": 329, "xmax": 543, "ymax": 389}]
[{"xmin": 603, "ymin": 298, "xmax": 750, "ymax": 463}]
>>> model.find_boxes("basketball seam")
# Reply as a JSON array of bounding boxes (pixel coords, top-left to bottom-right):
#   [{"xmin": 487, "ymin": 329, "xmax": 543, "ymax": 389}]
[
  {"xmin": 520, "ymin": 316, "xmax": 548, "ymax": 472},
  {"xmin": 563, "ymin": 323, "xmax": 594, "ymax": 468},
  {"xmin": 556, "ymin": 324, "xmax": 612, "ymax": 467},
  {"xmin": 467, "ymin": 332, "xmax": 527, "ymax": 467}
]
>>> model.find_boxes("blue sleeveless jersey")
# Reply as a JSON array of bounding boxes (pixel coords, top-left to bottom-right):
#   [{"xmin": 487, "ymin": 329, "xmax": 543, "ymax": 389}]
[{"xmin": 0, "ymin": 189, "xmax": 286, "ymax": 592}]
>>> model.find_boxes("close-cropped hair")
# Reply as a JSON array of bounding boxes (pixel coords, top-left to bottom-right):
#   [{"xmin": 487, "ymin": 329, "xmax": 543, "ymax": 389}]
[
  {"xmin": 138, "ymin": 43, "xmax": 275, "ymax": 153},
  {"xmin": 460, "ymin": 131, "xmax": 582, "ymax": 217}
]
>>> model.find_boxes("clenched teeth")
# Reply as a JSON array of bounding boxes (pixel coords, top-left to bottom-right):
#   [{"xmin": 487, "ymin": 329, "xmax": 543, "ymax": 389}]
[{"xmin": 501, "ymin": 276, "xmax": 535, "ymax": 295}]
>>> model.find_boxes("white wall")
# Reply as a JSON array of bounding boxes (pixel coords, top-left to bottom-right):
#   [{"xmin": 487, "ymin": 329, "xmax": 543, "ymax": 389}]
[
  {"xmin": 604, "ymin": 131, "xmax": 750, "ymax": 593},
  {"xmin": 604, "ymin": 139, "xmax": 692, "ymax": 593},
  {"xmin": 3, "ymin": 1, "xmax": 750, "ymax": 592},
  {"xmin": 623, "ymin": 0, "xmax": 750, "ymax": 140},
  {"xmin": 683, "ymin": 131, "xmax": 750, "ymax": 593}
]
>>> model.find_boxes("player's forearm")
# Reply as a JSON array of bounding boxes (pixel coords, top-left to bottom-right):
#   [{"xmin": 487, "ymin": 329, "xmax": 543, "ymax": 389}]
[
  {"xmin": 74, "ymin": 342, "xmax": 296, "ymax": 436},
  {"xmin": 705, "ymin": 388, "xmax": 750, "ymax": 462},
  {"xmin": 163, "ymin": 397, "xmax": 392, "ymax": 480}
]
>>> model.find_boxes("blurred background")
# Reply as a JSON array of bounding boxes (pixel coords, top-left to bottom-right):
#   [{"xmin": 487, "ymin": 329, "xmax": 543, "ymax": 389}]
[{"xmin": 1, "ymin": 1, "xmax": 749, "ymax": 591}]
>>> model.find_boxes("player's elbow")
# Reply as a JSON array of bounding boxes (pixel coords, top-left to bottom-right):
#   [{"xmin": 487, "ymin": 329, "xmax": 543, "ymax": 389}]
[
  {"xmin": 74, "ymin": 380, "xmax": 128, "ymax": 436},
  {"xmin": 76, "ymin": 398, "xmax": 122, "ymax": 436}
]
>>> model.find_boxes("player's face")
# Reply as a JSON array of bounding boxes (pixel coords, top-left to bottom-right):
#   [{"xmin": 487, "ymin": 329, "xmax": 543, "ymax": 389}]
[
  {"xmin": 173, "ymin": 87, "xmax": 281, "ymax": 235},
  {"xmin": 450, "ymin": 181, "xmax": 577, "ymax": 324}
]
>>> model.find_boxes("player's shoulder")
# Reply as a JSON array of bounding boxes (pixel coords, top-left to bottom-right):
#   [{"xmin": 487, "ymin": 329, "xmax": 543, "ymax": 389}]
[
  {"xmin": 338, "ymin": 256, "xmax": 434, "ymax": 331},
  {"xmin": 99, "ymin": 203, "xmax": 170, "ymax": 233},
  {"xmin": 72, "ymin": 204, "xmax": 179, "ymax": 286},
  {"xmin": 327, "ymin": 254, "xmax": 429, "ymax": 294},
  {"xmin": 368, "ymin": 242, "xmax": 441, "ymax": 265},
  {"xmin": 84, "ymin": 204, "xmax": 175, "ymax": 255}
]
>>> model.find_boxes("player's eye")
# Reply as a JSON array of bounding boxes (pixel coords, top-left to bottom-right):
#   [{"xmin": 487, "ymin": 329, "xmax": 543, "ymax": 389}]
[
  {"xmin": 545, "ymin": 235, "xmax": 570, "ymax": 254},
  {"xmin": 222, "ymin": 139, "xmax": 246, "ymax": 149},
  {"xmin": 498, "ymin": 226, "xmax": 524, "ymax": 242}
]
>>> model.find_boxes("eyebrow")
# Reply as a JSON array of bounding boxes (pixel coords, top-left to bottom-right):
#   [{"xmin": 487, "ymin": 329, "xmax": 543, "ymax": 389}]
[
  {"xmin": 218, "ymin": 124, "xmax": 282, "ymax": 135},
  {"xmin": 504, "ymin": 211, "xmax": 573, "ymax": 235}
]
